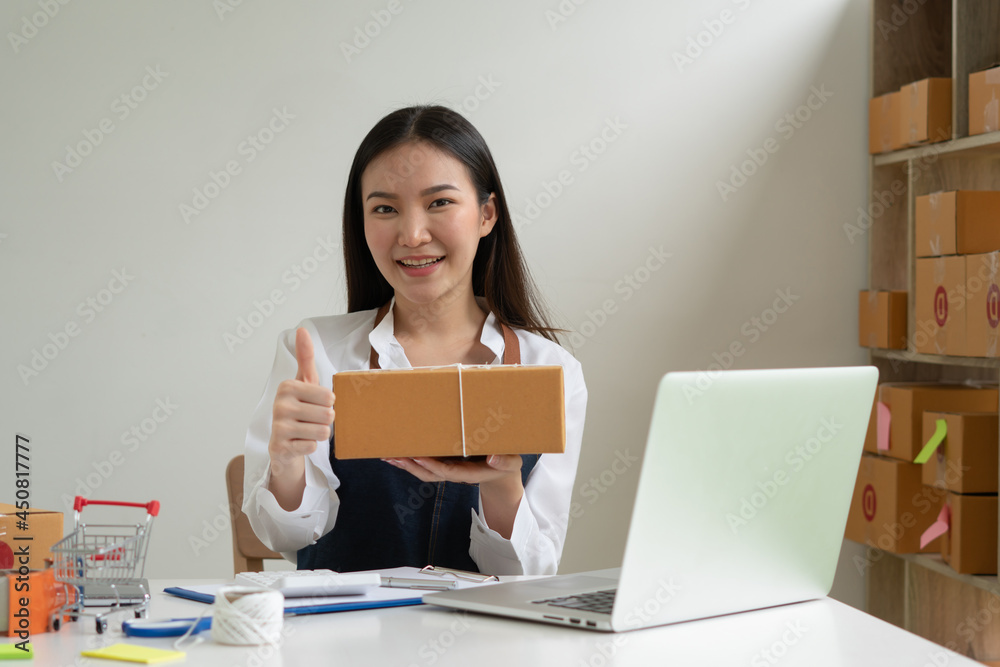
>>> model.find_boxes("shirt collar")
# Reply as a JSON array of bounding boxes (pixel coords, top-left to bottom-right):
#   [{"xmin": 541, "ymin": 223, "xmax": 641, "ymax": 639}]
[{"xmin": 368, "ymin": 296, "xmax": 504, "ymax": 369}]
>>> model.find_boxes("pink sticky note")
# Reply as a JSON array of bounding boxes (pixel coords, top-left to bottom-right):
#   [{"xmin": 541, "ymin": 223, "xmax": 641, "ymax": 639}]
[
  {"xmin": 919, "ymin": 503, "xmax": 951, "ymax": 549},
  {"xmin": 876, "ymin": 402, "xmax": 891, "ymax": 451}
]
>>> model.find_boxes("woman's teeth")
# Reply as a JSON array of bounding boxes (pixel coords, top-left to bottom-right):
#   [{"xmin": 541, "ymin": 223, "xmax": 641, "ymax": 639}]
[{"xmin": 399, "ymin": 257, "xmax": 443, "ymax": 267}]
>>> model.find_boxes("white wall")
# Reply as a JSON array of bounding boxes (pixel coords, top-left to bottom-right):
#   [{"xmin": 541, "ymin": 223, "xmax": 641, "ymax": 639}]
[{"xmin": 1, "ymin": 0, "xmax": 870, "ymax": 607}]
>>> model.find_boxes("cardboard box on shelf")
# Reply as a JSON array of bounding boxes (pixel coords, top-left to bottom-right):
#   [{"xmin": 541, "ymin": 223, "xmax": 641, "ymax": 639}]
[
  {"xmin": 914, "ymin": 256, "xmax": 967, "ymax": 355},
  {"xmin": 876, "ymin": 383, "xmax": 998, "ymax": 462},
  {"xmin": 965, "ymin": 252, "xmax": 1000, "ymax": 357},
  {"xmin": 920, "ymin": 411, "xmax": 998, "ymax": 494},
  {"xmin": 915, "ymin": 191, "xmax": 1000, "ymax": 258},
  {"xmin": 0, "ymin": 504, "xmax": 62, "ymax": 571},
  {"xmin": 858, "ymin": 290, "xmax": 907, "ymax": 349},
  {"xmin": 969, "ymin": 64, "xmax": 1000, "ymax": 136},
  {"xmin": 889, "ymin": 90, "xmax": 906, "ymax": 151},
  {"xmin": 845, "ymin": 453, "xmax": 945, "ymax": 554},
  {"xmin": 899, "ymin": 77, "xmax": 952, "ymax": 146},
  {"xmin": 869, "ymin": 93, "xmax": 894, "ymax": 154},
  {"xmin": 940, "ymin": 492, "xmax": 998, "ymax": 575},
  {"xmin": 332, "ymin": 365, "xmax": 565, "ymax": 459}
]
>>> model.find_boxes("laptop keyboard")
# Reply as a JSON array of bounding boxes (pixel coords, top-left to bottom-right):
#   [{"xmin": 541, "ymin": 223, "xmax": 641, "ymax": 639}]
[{"xmin": 531, "ymin": 589, "xmax": 617, "ymax": 615}]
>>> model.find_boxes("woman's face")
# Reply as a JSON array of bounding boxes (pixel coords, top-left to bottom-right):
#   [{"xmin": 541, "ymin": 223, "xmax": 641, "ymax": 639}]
[{"xmin": 361, "ymin": 141, "xmax": 496, "ymax": 310}]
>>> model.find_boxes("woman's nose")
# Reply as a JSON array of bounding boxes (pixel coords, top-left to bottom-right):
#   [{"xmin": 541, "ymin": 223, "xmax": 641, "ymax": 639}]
[{"xmin": 397, "ymin": 212, "xmax": 432, "ymax": 247}]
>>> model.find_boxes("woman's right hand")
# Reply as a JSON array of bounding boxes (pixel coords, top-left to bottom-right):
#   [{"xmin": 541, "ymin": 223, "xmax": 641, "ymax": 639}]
[{"xmin": 267, "ymin": 327, "xmax": 335, "ymax": 510}]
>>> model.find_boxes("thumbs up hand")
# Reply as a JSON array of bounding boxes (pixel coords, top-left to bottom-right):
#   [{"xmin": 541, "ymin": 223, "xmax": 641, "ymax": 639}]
[{"xmin": 267, "ymin": 327, "xmax": 336, "ymax": 509}]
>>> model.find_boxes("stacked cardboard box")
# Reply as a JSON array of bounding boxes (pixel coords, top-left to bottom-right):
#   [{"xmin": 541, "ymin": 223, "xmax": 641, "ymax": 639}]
[
  {"xmin": 918, "ymin": 411, "xmax": 999, "ymax": 574},
  {"xmin": 848, "ymin": 384, "xmax": 998, "ymax": 557},
  {"xmin": 969, "ymin": 65, "xmax": 1000, "ymax": 136},
  {"xmin": 913, "ymin": 191, "xmax": 1000, "ymax": 357},
  {"xmin": 869, "ymin": 77, "xmax": 952, "ymax": 154}
]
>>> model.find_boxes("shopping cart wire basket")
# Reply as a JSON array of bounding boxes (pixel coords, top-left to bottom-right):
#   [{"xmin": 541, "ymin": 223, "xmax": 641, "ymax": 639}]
[{"xmin": 50, "ymin": 496, "xmax": 160, "ymax": 633}]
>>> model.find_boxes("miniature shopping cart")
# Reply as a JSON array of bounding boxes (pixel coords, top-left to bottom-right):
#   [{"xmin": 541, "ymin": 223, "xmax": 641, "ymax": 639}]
[{"xmin": 50, "ymin": 496, "xmax": 159, "ymax": 633}]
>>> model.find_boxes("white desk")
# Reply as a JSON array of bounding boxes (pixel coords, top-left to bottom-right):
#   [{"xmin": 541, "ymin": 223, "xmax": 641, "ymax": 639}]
[{"xmin": 17, "ymin": 579, "xmax": 983, "ymax": 666}]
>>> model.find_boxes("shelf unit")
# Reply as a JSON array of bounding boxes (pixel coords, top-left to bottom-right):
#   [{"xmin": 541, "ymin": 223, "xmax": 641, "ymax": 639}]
[{"xmin": 865, "ymin": 0, "xmax": 1000, "ymax": 661}]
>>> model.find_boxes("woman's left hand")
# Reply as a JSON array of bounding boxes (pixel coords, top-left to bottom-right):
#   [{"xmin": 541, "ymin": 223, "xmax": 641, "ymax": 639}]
[{"xmin": 382, "ymin": 454, "xmax": 522, "ymax": 485}]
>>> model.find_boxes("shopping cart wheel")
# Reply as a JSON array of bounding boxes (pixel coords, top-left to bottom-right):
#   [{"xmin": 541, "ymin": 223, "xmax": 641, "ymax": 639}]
[
  {"xmin": 52, "ymin": 616, "xmax": 61, "ymax": 632},
  {"xmin": 96, "ymin": 618, "xmax": 107, "ymax": 634},
  {"xmin": 134, "ymin": 610, "xmax": 144, "ymax": 618}
]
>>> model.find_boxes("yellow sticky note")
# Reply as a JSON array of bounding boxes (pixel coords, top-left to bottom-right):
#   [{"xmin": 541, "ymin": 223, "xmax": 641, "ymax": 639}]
[
  {"xmin": 0, "ymin": 642, "xmax": 33, "ymax": 660},
  {"xmin": 80, "ymin": 643, "xmax": 185, "ymax": 664}
]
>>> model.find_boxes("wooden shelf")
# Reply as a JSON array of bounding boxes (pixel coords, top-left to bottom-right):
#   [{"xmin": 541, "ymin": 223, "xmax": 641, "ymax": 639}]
[
  {"xmin": 874, "ymin": 131, "xmax": 1000, "ymax": 166},
  {"xmin": 902, "ymin": 553, "xmax": 1000, "ymax": 595},
  {"xmin": 874, "ymin": 131, "xmax": 1000, "ymax": 165},
  {"xmin": 870, "ymin": 348, "xmax": 1000, "ymax": 369}
]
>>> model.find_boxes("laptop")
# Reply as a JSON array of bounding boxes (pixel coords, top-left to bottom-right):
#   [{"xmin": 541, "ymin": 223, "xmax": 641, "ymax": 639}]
[{"xmin": 424, "ymin": 366, "xmax": 878, "ymax": 631}]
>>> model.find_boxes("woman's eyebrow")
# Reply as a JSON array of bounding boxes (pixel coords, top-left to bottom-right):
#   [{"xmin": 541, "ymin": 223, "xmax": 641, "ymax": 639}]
[{"xmin": 365, "ymin": 184, "xmax": 459, "ymax": 201}]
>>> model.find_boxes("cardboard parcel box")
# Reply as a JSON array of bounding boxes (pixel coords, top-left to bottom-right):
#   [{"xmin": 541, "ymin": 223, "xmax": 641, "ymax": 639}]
[
  {"xmin": 333, "ymin": 365, "xmax": 565, "ymax": 459},
  {"xmin": 969, "ymin": 64, "xmax": 1000, "ymax": 136},
  {"xmin": 940, "ymin": 492, "xmax": 998, "ymax": 575},
  {"xmin": 900, "ymin": 77, "xmax": 952, "ymax": 146},
  {"xmin": 845, "ymin": 453, "xmax": 944, "ymax": 554},
  {"xmin": 858, "ymin": 290, "xmax": 907, "ymax": 349},
  {"xmin": 921, "ymin": 411, "xmax": 998, "ymax": 493},
  {"xmin": 0, "ymin": 504, "xmax": 63, "ymax": 571},
  {"xmin": 875, "ymin": 383, "xmax": 998, "ymax": 462},
  {"xmin": 914, "ymin": 256, "xmax": 967, "ymax": 355},
  {"xmin": 915, "ymin": 191, "xmax": 1000, "ymax": 258}
]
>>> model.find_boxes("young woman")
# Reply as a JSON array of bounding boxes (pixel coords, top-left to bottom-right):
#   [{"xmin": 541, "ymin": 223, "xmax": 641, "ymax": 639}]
[{"xmin": 242, "ymin": 105, "xmax": 587, "ymax": 575}]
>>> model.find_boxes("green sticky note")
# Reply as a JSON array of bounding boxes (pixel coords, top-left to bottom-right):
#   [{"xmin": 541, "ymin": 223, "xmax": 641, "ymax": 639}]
[
  {"xmin": 914, "ymin": 418, "xmax": 947, "ymax": 464},
  {"xmin": 80, "ymin": 643, "xmax": 185, "ymax": 664},
  {"xmin": 0, "ymin": 642, "xmax": 33, "ymax": 660}
]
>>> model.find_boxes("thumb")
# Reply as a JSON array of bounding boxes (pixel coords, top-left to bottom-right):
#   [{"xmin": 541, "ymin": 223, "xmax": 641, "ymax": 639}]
[{"xmin": 294, "ymin": 327, "xmax": 319, "ymax": 384}]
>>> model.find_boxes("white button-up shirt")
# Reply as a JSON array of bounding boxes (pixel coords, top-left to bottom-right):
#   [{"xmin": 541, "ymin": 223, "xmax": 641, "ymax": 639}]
[{"xmin": 242, "ymin": 298, "xmax": 588, "ymax": 575}]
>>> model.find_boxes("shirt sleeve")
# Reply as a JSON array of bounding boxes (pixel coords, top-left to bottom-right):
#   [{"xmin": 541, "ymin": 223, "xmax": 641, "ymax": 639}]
[
  {"xmin": 468, "ymin": 354, "xmax": 587, "ymax": 575},
  {"xmin": 242, "ymin": 320, "xmax": 341, "ymax": 561}
]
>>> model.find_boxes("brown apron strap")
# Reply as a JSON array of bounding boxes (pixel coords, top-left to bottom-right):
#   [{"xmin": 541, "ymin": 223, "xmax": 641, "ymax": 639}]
[{"xmin": 368, "ymin": 302, "xmax": 520, "ymax": 368}]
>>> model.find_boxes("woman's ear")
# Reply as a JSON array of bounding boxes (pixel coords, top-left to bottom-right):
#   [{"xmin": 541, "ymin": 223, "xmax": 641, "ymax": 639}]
[{"xmin": 479, "ymin": 193, "xmax": 499, "ymax": 237}]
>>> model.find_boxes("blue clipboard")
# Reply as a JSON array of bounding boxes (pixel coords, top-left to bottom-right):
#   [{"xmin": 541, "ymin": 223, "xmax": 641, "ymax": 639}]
[{"xmin": 162, "ymin": 586, "xmax": 423, "ymax": 615}]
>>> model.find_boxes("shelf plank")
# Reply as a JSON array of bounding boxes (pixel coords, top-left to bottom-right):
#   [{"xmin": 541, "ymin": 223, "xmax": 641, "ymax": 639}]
[
  {"xmin": 871, "ymin": 348, "xmax": 1000, "ymax": 369},
  {"xmin": 874, "ymin": 130, "xmax": 1000, "ymax": 165}
]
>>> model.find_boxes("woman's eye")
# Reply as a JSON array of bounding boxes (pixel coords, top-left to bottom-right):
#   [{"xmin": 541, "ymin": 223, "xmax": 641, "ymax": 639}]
[
  {"xmin": 429, "ymin": 198, "xmax": 452, "ymax": 208},
  {"xmin": 372, "ymin": 205, "xmax": 395, "ymax": 214}
]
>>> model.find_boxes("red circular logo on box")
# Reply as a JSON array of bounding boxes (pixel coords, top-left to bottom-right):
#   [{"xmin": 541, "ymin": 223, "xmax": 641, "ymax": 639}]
[
  {"xmin": 988, "ymin": 284, "xmax": 1000, "ymax": 329},
  {"xmin": 934, "ymin": 285, "xmax": 948, "ymax": 326},
  {"xmin": 862, "ymin": 484, "xmax": 877, "ymax": 522}
]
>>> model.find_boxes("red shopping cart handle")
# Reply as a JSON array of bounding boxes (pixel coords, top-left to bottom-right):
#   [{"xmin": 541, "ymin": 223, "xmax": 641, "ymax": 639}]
[{"xmin": 74, "ymin": 496, "xmax": 160, "ymax": 516}]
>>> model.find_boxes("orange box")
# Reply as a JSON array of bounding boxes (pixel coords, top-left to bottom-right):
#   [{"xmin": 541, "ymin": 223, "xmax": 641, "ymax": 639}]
[
  {"xmin": 969, "ymin": 65, "xmax": 1000, "ymax": 136},
  {"xmin": 4, "ymin": 568, "xmax": 72, "ymax": 636},
  {"xmin": 845, "ymin": 453, "xmax": 945, "ymax": 553},
  {"xmin": 921, "ymin": 411, "xmax": 998, "ymax": 493},
  {"xmin": 0, "ymin": 504, "xmax": 62, "ymax": 571},
  {"xmin": 940, "ymin": 492, "xmax": 997, "ymax": 575},
  {"xmin": 899, "ymin": 77, "xmax": 952, "ymax": 146},
  {"xmin": 332, "ymin": 365, "xmax": 565, "ymax": 459},
  {"xmin": 914, "ymin": 256, "xmax": 967, "ymax": 355},
  {"xmin": 915, "ymin": 191, "xmax": 1000, "ymax": 257},
  {"xmin": 965, "ymin": 252, "xmax": 1000, "ymax": 357},
  {"xmin": 859, "ymin": 291, "xmax": 907, "ymax": 349},
  {"xmin": 869, "ymin": 93, "xmax": 894, "ymax": 154},
  {"xmin": 876, "ymin": 383, "xmax": 998, "ymax": 462}
]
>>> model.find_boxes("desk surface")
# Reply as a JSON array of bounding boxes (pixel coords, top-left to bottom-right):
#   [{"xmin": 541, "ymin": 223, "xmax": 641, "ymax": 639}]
[{"xmin": 12, "ymin": 579, "xmax": 983, "ymax": 666}]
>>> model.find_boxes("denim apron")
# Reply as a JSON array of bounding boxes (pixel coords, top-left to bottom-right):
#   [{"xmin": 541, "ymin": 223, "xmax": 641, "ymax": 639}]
[{"xmin": 298, "ymin": 304, "xmax": 539, "ymax": 573}]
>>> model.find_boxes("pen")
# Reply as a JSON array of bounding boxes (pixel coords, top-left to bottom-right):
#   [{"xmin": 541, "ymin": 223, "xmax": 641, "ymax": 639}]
[{"xmin": 381, "ymin": 577, "xmax": 458, "ymax": 591}]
